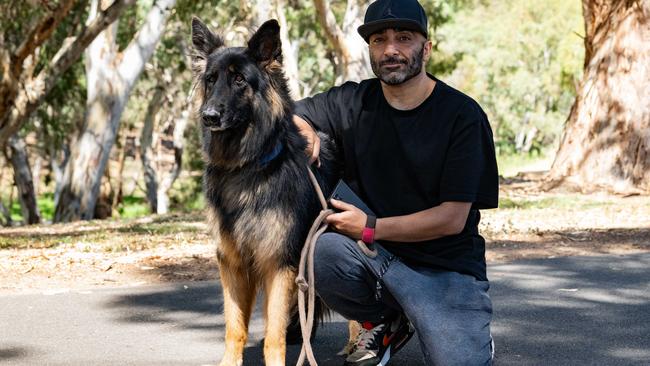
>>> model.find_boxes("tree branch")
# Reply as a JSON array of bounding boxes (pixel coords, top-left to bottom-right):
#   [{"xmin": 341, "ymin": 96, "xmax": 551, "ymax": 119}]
[
  {"xmin": 117, "ymin": 0, "xmax": 177, "ymax": 87},
  {"xmin": 0, "ymin": 0, "xmax": 135, "ymax": 149},
  {"xmin": 12, "ymin": 0, "xmax": 77, "ymax": 77},
  {"xmin": 313, "ymin": 0, "xmax": 350, "ymax": 63}
]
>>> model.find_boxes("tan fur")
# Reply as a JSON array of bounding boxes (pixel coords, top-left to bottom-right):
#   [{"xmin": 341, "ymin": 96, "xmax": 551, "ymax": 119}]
[
  {"xmin": 262, "ymin": 268, "xmax": 296, "ymax": 365},
  {"xmin": 217, "ymin": 234, "xmax": 258, "ymax": 366},
  {"xmin": 339, "ymin": 321, "xmax": 362, "ymax": 356},
  {"xmin": 266, "ymin": 87, "xmax": 285, "ymax": 123},
  {"xmin": 213, "ymin": 208, "xmax": 296, "ymax": 366}
]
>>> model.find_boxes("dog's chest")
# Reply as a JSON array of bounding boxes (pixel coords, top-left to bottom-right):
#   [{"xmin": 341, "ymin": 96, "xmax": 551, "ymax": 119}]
[{"xmin": 209, "ymin": 176, "xmax": 294, "ymax": 260}]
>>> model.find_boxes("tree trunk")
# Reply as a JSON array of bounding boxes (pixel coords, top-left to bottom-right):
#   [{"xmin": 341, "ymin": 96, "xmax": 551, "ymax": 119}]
[
  {"xmin": 8, "ymin": 135, "xmax": 40, "ymax": 224},
  {"xmin": 313, "ymin": 0, "xmax": 372, "ymax": 84},
  {"xmin": 111, "ymin": 131, "xmax": 129, "ymax": 213},
  {"xmin": 140, "ymin": 84, "xmax": 188, "ymax": 215},
  {"xmin": 32, "ymin": 155, "xmax": 42, "ymax": 196},
  {"xmin": 156, "ymin": 110, "xmax": 188, "ymax": 214},
  {"xmin": 547, "ymin": 0, "xmax": 650, "ymax": 193},
  {"xmin": 140, "ymin": 86, "xmax": 165, "ymax": 214},
  {"xmin": 54, "ymin": 0, "xmax": 177, "ymax": 222}
]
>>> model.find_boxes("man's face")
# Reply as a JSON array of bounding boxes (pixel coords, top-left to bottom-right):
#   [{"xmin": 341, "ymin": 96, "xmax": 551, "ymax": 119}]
[{"xmin": 368, "ymin": 28, "xmax": 430, "ymax": 85}]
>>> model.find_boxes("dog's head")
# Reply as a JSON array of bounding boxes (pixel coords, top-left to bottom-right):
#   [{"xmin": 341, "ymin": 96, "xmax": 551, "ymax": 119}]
[{"xmin": 190, "ymin": 18, "xmax": 290, "ymax": 134}]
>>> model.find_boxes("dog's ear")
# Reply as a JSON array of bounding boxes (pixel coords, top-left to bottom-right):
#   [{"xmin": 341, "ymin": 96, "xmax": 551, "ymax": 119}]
[
  {"xmin": 191, "ymin": 17, "xmax": 223, "ymax": 70},
  {"xmin": 247, "ymin": 19, "xmax": 282, "ymax": 66}
]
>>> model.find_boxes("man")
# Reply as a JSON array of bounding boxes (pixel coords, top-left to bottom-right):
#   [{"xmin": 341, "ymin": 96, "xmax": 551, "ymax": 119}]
[{"xmin": 293, "ymin": 0, "xmax": 498, "ymax": 364}]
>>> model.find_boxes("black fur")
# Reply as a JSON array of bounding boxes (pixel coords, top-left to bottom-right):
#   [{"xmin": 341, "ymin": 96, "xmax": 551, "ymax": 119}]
[
  {"xmin": 191, "ymin": 18, "xmax": 338, "ymax": 347},
  {"xmin": 192, "ymin": 18, "xmax": 337, "ymax": 268}
]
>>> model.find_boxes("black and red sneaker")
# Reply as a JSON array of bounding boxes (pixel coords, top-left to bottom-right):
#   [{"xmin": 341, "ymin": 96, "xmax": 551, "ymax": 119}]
[{"xmin": 343, "ymin": 314, "xmax": 415, "ymax": 366}]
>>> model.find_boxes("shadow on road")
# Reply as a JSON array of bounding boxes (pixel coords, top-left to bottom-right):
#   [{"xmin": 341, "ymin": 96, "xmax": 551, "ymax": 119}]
[
  {"xmin": 101, "ymin": 254, "xmax": 650, "ymax": 365},
  {"xmin": 490, "ymin": 253, "xmax": 650, "ymax": 365},
  {"xmin": 0, "ymin": 346, "xmax": 33, "ymax": 362},
  {"xmin": 105, "ymin": 282, "xmax": 224, "ymax": 331}
]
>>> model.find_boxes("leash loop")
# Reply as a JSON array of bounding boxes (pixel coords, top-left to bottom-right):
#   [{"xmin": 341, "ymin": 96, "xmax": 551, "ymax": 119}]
[{"xmin": 296, "ymin": 167, "xmax": 377, "ymax": 366}]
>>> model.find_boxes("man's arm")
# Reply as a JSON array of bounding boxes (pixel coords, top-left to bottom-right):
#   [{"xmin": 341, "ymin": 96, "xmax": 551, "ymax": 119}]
[
  {"xmin": 327, "ymin": 199, "xmax": 471, "ymax": 242},
  {"xmin": 293, "ymin": 115, "xmax": 321, "ymax": 165}
]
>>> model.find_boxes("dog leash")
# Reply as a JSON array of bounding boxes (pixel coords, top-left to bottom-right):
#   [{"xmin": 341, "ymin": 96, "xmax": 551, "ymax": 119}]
[{"xmin": 295, "ymin": 167, "xmax": 378, "ymax": 366}]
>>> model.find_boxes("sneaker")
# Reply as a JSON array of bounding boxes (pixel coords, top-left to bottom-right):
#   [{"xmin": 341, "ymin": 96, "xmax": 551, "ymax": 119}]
[{"xmin": 344, "ymin": 314, "xmax": 415, "ymax": 366}]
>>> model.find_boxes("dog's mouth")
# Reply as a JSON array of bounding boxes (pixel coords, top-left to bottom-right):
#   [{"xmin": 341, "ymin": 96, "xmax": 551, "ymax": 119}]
[{"xmin": 208, "ymin": 125, "xmax": 228, "ymax": 132}]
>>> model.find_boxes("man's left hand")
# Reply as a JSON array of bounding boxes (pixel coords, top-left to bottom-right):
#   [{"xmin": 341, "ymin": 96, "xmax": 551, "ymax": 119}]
[{"xmin": 326, "ymin": 199, "xmax": 367, "ymax": 240}]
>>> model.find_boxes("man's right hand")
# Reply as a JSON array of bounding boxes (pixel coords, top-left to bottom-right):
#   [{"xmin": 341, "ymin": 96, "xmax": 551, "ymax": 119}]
[{"xmin": 293, "ymin": 115, "xmax": 321, "ymax": 166}]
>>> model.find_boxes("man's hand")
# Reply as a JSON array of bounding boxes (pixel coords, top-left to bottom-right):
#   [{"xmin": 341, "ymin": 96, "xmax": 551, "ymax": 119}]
[
  {"xmin": 326, "ymin": 199, "xmax": 366, "ymax": 240},
  {"xmin": 293, "ymin": 115, "xmax": 321, "ymax": 166}
]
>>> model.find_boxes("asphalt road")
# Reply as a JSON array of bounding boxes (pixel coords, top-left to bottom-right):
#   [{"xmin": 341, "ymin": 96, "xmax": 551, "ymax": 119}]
[{"xmin": 1, "ymin": 253, "xmax": 649, "ymax": 366}]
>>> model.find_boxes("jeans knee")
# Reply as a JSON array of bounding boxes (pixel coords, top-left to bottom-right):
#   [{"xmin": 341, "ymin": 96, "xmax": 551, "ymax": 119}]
[
  {"xmin": 314, "ymin": 233, "xmax": 351, "ymax": 267},
  {"xmin": 313, "ymin": 232, "xmax": 364, "ymax": 287}
]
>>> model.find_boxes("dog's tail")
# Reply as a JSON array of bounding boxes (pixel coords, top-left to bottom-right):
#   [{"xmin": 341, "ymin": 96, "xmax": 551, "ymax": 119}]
[{"xmin": 286, "ymin": 297, "xmax": 330, "ymax": 345}]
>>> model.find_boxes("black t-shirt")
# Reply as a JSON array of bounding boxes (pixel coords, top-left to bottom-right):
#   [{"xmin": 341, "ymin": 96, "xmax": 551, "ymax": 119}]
[{"xmin": 295, "ymin": 75, "xmax": 498, "ymax": 281}]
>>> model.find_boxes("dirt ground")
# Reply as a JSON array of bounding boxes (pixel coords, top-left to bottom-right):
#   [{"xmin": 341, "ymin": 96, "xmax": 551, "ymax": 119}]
[{"xmin": 1, "ymin": 177, "xmax": 649, "ymax": 294}]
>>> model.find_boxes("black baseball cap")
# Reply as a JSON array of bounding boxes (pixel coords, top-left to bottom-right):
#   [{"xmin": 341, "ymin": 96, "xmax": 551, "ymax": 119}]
[{"xmin": 357, "ymin": 0, "xmax": 428, "ymax": 42}]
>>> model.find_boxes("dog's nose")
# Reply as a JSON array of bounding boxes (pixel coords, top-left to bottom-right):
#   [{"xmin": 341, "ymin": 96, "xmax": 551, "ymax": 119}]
[{"xmin": 202, "ymin": 107, "xmax": 222, "ymax": 126}]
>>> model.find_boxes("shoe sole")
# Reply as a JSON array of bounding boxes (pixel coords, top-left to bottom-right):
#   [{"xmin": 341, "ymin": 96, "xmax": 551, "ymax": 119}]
[{"xmin": 378, "ymin": 344, "xmax": 391, "ymax": 366}]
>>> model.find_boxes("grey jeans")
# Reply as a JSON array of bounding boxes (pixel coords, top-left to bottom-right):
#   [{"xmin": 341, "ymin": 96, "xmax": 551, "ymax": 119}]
[{"xmin": 313, "ymin": 232, "xmax": 493, "ymax": 366}]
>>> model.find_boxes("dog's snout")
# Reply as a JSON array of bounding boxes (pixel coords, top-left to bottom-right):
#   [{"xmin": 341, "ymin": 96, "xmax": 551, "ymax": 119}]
[
  {"xmin": 202, "ymin": 107, "xmax": 222, "ymax": 126},
  {"xmin": 203, "ymin": 107, "xmax": 221, "ymax": 120}
]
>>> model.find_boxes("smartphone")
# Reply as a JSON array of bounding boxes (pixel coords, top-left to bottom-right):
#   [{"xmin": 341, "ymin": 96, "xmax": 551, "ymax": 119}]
[{"xmin": 328, "ymin": 180, "xmax": 375, "ymax": 216}]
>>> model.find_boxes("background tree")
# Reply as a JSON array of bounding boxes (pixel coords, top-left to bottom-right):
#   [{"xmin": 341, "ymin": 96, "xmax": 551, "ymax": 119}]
[
  {"xmin": 0, "ymin": 0, "xmax": 134, "ymax": 151},
  {"xmin": 547, "ymin": 0, "xmax": 650, "ymax": 193},
  {"xmin": 6, "ymin": 135, "xmax": 41, "ymax": 224},
  {"xmin": 438, "ymin": 0, "xmax": 584, "ymax": 156},
  {"xmin": 313, "ymin": 0, "xmax": 372, "ymax": 84},
  {"xmin": 54, "ymin": 0, "xmax": 177, "ymax": 222}
]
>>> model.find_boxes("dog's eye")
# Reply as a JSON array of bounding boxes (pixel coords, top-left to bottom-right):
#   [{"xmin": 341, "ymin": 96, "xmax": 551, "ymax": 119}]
[
  {"xmin": 234, "ymin": 73, "xmax": 245, "ymax": 84},
  {"xmin": 206, "ymin": 74, "xmax": 218, "ymax": 85}
]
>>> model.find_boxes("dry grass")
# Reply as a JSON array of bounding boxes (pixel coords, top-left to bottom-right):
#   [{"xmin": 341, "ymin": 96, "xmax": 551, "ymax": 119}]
[{"xmin": 1, "ymin": 178, "xmax": 649, "ymax": 294}]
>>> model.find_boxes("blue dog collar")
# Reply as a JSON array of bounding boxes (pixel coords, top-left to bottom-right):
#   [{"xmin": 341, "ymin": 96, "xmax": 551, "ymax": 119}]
[{"xmin": 260, "ymin": 141, "xmax": 283, "ymax": 165}]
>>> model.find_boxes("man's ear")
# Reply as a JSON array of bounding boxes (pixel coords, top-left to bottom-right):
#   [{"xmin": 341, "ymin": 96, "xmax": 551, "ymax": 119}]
[
  {"xmin": 191, "ymin": 17, "xmax": 223, "ymax": 70},
  {"xmin": 247, "ymin": 19, "xmax": 282, "ymax": 66},
  {"xmin": 423, "ymin": 40, "xmax": 433, "ymax": 63}
]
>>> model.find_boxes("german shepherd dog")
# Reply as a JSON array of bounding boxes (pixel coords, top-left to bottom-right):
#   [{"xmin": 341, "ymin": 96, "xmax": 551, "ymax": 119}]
[{"xmin": 191, "ymin": 18, "xmax": 337, "ymax": 366}]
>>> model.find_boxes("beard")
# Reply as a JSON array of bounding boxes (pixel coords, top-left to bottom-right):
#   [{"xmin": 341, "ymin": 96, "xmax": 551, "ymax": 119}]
[{"xmin": 370, "ymin": 43, "xmax": 425, "ymax": 85}]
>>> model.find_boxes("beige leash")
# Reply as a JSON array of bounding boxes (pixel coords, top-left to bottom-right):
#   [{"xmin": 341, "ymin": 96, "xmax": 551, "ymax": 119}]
[{"xmin": 295, "ymin": 168, "xmax": 377, "ymax": 366}]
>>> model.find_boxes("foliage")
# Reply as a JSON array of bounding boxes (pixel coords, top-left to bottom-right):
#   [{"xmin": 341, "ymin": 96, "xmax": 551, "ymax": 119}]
[
  {"xmin": 0, "ymin": 0, "xmax": 590, "ymax": 222},
  {"xmin": 438, "ymin": 0, "xmax": 584, "ymax": 155},
  {"xmin": 117, "ymin": 195, "xmax": 150, "ymax": 218}
]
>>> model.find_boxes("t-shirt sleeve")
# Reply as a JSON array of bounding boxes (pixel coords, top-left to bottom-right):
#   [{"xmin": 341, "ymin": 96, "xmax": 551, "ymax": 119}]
[
  {"xmin": 439, "ymin": 101, "xmax": 499, "ymax": 209},
  {"xmin": 294, "ymin": 81, "xmax": 359, "ymax": 143}
]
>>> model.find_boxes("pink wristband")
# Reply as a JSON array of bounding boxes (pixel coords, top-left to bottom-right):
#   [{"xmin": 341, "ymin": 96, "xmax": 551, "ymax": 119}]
[
  {"xmin": 362, "ymin": 215, "xmax": 377, "ymax": 244},
  {"xmin": 362, "ymin": 227, "xmax": 375, "ymax": 244}
]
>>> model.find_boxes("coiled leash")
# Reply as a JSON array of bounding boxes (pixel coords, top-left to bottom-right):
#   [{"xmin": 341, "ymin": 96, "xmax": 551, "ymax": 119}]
[{"xmin": 295, "ymin": 168, "xmax": 378, "ymax": 366}]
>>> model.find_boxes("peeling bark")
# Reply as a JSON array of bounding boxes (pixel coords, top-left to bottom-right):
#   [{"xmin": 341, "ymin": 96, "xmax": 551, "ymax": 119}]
[{"xmin": 547, "ymin": 0, "xmax": 650, "ymax": 193}]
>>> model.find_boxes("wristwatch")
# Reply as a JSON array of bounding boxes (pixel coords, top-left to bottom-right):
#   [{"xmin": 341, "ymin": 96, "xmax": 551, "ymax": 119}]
[{"xmin": 361, "ymin": 215, "xmax": 376, "ymax": 244}]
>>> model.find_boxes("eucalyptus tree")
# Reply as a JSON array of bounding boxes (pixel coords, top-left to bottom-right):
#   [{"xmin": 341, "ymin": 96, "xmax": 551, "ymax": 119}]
[
  {"xmin": 547, "ymin": 0, "xmax": 650, "ymax": 193},
  {"xmin": 54, "ymin": 0, "xmax": 177, "ymax": 222}
]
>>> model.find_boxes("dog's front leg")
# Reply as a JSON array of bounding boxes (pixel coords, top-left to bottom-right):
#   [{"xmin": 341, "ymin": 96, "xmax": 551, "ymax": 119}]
[
  {"xmin": 219, "ymin": 261, "xmax": 257, "ymax": 366},
  {"xmin": 263, "ymin": 268, "xmax": 296, "ymax": 366}
]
